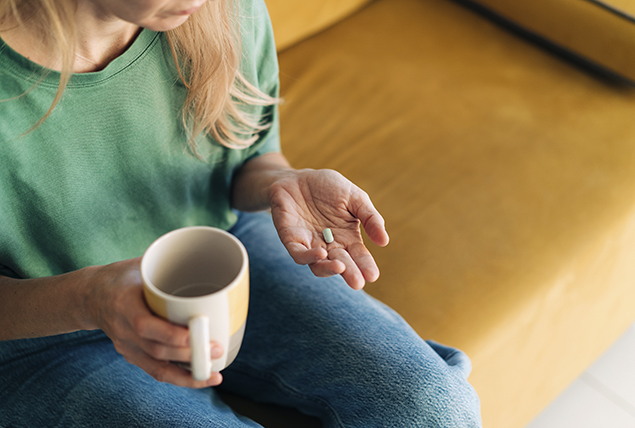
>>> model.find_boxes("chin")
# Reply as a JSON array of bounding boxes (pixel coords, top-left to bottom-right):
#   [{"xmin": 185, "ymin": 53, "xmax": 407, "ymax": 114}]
[{"xmin": 142, "ymin": 15, "xmax": 191, "ymax": 32}]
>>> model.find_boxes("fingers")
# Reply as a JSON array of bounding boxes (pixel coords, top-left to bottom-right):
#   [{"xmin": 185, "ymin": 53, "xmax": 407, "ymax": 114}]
[
  {"xmin": 132, "ymin": 310, "xmax": 225, "ymax": 364},
  {"xmin": 309, "ymin": 258, "xmax": 346, "ymax": 278},
  {"xmin": 282, "ymin": 226, "xmax": 381, "ymax": 289},
  {"xmin": 282, "ymin": 226, "xmax": 382, "ymax": 290},
  {"xmin": 129, "ymin": 300, "xmax": 226, "ymax": 384},
  {"xmin": 129, "ymin": 317, "xmax": 226, "ymax": 387},
  {"xmin": 133, "ymin": 310, "xmax": 189, "ymax": 347},
  {"xmin": 325, "ymin": 246, "xmax": 379, "ymax": 290},
  {"xmin": 285, "ymin": 242, "xmax": 328, "ymax": 265},
  {"xmin": 326, "ymin": 249, "xmax": 364, "ymax": 290},
  {"xmin": 136, "ymin": 336, "xmax": 224, "ymax": 363},
  {"xmin": 350, "ymin": 192, "xmax": 390, "ymax": 247},
  {"xmin": 346, "ymin": 241, "xmax": 381, "ymax": 283},
  {"xmin": 308, "ymin": 238, "xmax": 381, "ymax": 289},
  {"xmin": 123, "ymin": 344, "xmax": 223, "ymax": 389}
]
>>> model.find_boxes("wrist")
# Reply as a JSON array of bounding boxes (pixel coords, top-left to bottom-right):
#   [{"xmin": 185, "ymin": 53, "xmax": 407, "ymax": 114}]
[
  {"xmin": 73, "ymin": 265, "xmax": 102, "ymax": 331},
  {"xmin": 231, "ymin": 153, "xmax": 296, "ymax": 211}
]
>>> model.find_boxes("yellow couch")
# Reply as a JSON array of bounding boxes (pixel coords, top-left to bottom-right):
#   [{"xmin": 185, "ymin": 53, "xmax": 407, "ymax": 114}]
[{"xmin": 220, "ymin": 1, "xmax": 635, "ymax": 427}]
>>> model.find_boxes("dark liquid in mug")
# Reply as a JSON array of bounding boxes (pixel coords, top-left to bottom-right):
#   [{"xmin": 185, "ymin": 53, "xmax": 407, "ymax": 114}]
[{"xmin": 171, "ymin": 282, "xmax": 225, "ymax": 297}]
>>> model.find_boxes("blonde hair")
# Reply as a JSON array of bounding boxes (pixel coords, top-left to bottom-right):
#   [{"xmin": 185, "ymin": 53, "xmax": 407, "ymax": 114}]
[{"xmin": 0, "ymin": 0, "xmax": 278, "ymax": 153}]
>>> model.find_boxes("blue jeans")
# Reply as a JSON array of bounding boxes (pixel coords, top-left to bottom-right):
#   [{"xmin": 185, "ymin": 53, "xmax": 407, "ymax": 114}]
[{"xmin": 0, "ymin": 211, "xmax": 482, "ymax": 427}]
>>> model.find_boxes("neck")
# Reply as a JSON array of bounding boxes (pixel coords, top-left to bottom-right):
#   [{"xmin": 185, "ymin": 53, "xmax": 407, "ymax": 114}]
[
  {"xmin": 0, "ymin": 1, "xmax": 141, "ymax": 73},
  {"xmin": 72, "ymin": 0, "xmax": 141, "ymax": 72}
]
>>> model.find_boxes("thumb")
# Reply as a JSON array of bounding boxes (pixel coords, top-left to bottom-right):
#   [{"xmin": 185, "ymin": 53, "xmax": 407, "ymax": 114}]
[{"xmin": 349, "ymin": 190, "xmax": 389, "ymax": 247}]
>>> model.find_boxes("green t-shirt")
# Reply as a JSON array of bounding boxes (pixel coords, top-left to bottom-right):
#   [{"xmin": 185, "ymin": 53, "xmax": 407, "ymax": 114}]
[{"xmin": 0, "ymin": 1, "xmax": 280, "ymax": 279}]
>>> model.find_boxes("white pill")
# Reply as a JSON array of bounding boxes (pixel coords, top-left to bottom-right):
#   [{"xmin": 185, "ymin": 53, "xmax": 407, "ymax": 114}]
[{"xmin": 322, "ymin": 228, "xmax": 334, "ymax": 244}]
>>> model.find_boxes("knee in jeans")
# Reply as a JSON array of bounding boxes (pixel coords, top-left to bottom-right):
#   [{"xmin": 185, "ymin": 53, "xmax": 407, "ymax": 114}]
[
  {"xmin": 399, "ymin": 368, "xmax": 482, "ymax": 427},
  {"xmin": 369, "ymin": 355, "xmax": 482, "ymax": 428}
]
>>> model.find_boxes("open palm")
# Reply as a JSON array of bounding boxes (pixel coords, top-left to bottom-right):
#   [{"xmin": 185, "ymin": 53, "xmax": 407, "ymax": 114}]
[{"xmin": 269, "ymin": 169, "xmax": 389, "ymax": 289}]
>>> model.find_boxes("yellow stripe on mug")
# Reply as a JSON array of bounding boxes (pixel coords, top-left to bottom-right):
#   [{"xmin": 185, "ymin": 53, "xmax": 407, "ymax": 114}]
[{"xmin": 228, "ymin": 272, "xmax": 249, "ymax": 336}]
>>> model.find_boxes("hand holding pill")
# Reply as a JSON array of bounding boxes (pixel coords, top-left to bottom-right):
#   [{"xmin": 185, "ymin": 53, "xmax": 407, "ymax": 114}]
[{"xmin": 268, "ymin": 168, "xmax": 389, "ymax": 290}]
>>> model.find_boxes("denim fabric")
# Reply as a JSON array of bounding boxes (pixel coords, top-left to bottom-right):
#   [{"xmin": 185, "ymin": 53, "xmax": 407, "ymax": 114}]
[{"xmin": 0, "ymin": 211, "xmax": 482, "ymax": 427}]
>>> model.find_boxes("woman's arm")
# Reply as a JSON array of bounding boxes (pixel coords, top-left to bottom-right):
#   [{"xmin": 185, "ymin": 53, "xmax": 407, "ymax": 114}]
[
  {"xmin": 0, "ymin": 259, "xmax": 222, "ymax": 388},
  {"xmin": 0, "ymin": 269, "xmax": 93, "ymax": 340}
]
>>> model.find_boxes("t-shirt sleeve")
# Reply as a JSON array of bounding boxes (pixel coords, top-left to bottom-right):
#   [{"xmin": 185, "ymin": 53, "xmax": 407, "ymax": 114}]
[{"xmin": 239, "ymin": 0, "xmax": 281, "ymax": 161}]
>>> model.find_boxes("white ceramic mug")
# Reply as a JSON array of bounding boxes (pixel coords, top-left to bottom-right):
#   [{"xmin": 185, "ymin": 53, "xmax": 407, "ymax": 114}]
[{"xmin": 141, "ymin": 226, "xmax": 249, "ymax": 381}]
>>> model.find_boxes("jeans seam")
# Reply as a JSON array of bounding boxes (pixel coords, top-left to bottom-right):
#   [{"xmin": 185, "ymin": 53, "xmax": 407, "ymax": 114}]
[
  {"xmin": 228, "ymin": 361, "xmax": 346, "ymax": 428},
  {"xmin": 443, "ymin": 349, "xmax": 460, "ymax": 362}
]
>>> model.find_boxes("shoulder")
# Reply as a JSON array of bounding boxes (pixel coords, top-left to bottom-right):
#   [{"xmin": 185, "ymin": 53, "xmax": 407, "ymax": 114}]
[
  {"xmin": 237, "ymin": 0, "xmax": 278, "ymax": 90},
  {"xmin": 238, "ymin": 0, "xmax": 272, "ymax": 31},
  {"xmin": 239, "ymin": 0, "xmax": 276, "ymax": 55}
]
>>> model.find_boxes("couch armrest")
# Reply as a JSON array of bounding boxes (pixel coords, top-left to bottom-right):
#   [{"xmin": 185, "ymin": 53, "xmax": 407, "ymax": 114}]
[{"xmin": 467, "ymin": 0, "xmax": 635, "ymax": 83}]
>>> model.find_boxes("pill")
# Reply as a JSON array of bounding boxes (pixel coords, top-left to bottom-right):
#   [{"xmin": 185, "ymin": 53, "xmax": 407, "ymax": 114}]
[{"xmin": 322, "ymin": 228, "xmax": 334, "ymax": 244}]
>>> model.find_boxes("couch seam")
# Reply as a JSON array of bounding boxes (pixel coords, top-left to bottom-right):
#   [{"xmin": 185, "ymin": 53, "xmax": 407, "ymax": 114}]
[
  {"xmin": 582, "ymin": 0, "xmax": 635, "ymax": 24},
  {"xmin": 451, "ymin": 0, "xmax": 635, "ymax": 86}
]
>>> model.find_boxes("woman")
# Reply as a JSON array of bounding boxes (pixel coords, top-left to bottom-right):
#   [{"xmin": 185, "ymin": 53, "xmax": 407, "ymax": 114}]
[{"xmin": 0, "ymin": 0, "xmax": 482, "ymax": 426}]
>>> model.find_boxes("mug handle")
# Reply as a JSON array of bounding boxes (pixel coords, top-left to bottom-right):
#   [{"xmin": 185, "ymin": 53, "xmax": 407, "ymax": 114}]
[
  {"xmin": 189, "ymin": 307, "xmax": 231, "ymax": 380},
  {"xmin": 189, "ymin": 316, "xmax": 212, "ymax": 381}
]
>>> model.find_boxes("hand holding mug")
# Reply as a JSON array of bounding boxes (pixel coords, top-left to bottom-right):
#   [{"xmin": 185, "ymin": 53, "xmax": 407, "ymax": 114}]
[{"xmin": 86, "ymin": 258, "xmax": 223, "ymax": 388}]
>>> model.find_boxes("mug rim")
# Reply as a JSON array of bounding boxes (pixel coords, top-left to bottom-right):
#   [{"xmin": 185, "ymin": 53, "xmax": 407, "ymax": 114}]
[{"xmin": 140, "ymin": 226, "xmax": 249, "ymax": 302}]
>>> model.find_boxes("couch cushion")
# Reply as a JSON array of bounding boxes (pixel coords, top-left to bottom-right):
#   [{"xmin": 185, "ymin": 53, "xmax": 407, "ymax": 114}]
[
  {"xmin": 264, "ymin": 0, "xmax": 372, "ymax": 51},
  {"xmin": 276, "ymin": 0, "xmax": 635, "ymax": 427},
  {"xmin": 467, "ymin": 0, "xmax": 635, "ymax": 82}
]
